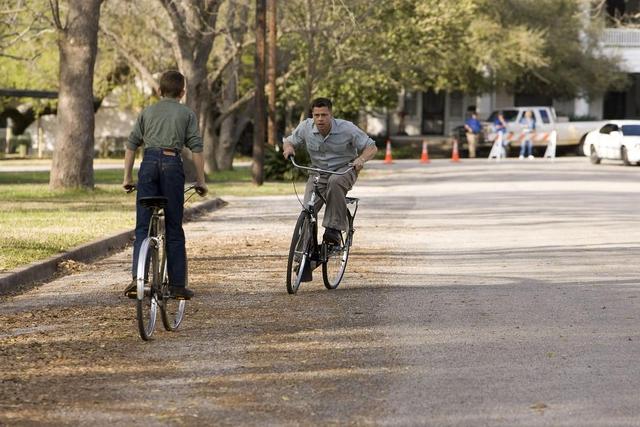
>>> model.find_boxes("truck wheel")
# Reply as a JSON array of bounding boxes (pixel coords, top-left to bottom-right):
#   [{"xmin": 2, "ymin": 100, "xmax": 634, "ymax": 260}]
[
  {"xmin": 590, "ymin": 146, "xmax": 601, "ymax": 165},
  {"xmin": 622, "ymin": 146, "xmax": 631, "ymax": 166},
  {"xmin": 577, "ymin": 136, "xmax": 587, "ymax": 156}
]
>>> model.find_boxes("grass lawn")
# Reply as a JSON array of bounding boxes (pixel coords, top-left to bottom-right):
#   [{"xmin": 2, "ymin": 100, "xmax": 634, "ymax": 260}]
[{"xmin": 0, "ymin": 163, "xmax": 294, "ymax": 272}]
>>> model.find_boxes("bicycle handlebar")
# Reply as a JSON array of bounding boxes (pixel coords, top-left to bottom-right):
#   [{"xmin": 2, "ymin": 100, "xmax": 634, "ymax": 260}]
[
  {"xmin": 288, "ymin": 155, "xmax": 353, "ymax": 175},
  {"xmin": 124, "ymin": 183, "xmax": 206, "ymax": 196}
]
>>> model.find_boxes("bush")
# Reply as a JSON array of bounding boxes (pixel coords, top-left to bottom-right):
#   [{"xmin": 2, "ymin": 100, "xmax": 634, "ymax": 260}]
[{"xmin": 264, "ymin": 144, "xmax": 310, "ymax": 181}]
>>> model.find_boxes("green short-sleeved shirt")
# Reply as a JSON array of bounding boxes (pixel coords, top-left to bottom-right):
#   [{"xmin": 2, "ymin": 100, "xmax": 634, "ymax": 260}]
[{"xmin": 126, "ymin": 98, "xmax": 203, "ymax": 153}]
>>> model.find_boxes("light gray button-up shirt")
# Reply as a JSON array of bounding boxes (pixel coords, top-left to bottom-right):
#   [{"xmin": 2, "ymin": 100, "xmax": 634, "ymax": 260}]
[{"xmin": 285, "ymin": 118, "xmax": 375, "ymax": 170}]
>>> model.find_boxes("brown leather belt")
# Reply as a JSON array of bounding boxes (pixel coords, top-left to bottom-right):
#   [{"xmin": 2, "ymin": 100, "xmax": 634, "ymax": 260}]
[{"xmin": 162, "ymin": 149, "xmax": 177, "ymax": 156}]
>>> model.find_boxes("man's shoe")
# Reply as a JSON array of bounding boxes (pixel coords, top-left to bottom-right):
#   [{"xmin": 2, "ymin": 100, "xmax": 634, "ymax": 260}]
[
  {"xmin": 323, "ymin": 227, "xmax": 341, "ymax": 245},
  {"xmin": 169, "ymin": 286, "xmax": 194, "ymax": 300},
  {"xmin": 124, "ymin": 279, "xmax": 137, "ymax": 299}
]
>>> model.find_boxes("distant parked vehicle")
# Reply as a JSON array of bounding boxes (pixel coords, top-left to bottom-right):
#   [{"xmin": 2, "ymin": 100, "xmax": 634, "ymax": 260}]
[
  {"xmin": 483, "ymin": 106, "xmax": 605, "ymax": 154},
  {"xmin": 582, "ymin": 121, "xmax": 640, "ymax": 166}
]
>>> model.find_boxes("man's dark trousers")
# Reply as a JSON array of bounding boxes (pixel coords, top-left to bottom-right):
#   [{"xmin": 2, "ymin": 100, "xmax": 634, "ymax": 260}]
[{"xmin": 131, "ymin": 148, "xmax": 187, "ymax": 287}]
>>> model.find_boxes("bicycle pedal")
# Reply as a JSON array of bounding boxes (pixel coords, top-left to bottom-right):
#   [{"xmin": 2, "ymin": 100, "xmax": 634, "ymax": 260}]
[{"xmin": 300, "ymin": 262, "xmax": 313, "ymax": 282}]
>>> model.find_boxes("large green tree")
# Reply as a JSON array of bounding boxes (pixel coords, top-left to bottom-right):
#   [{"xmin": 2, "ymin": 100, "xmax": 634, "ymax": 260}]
[
  {"xmin": 100, "ymin": 0, "xmax": 255, "ymax": 173},
  {"xmin": 1, "ymin": 0, "xmax": 626, "ymax": 177},
  {"xmin": 485, "ymin": 0, "xmax": 627, "ymax": 99},
  {"xmin": 277, "ymin": 0, "xmax": 623, "ymax": 119}
]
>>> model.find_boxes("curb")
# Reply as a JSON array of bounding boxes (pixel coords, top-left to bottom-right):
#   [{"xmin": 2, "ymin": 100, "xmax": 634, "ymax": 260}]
[{"xmin": 0, "ymin": 197, "xmax": 228, "ymax": 295}]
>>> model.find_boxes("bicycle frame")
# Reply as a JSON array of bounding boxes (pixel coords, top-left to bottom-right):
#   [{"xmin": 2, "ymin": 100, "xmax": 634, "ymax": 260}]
[
  {"xmin": 130, "ymin": 184, "xmax": 198, "ymax": 339},
  {"xmin": 290, "ymin": 157, "xmax": 355, "ymax": 264}
]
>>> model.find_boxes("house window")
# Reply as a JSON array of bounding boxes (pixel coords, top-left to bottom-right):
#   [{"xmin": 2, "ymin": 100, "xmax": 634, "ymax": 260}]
[
  {"xmin": 449, "ymin": 91, "xmax": 463, "ymax": 119},
  {"xmin": 514, "ymin": 92, "xmax": 552, "ymax": 107},
  {"xmin": 606, "ymin": 0, "xmax": 626, "ymax": 19},
  {"xmin": 403, "ymin": 91, "xmax": 418, "ymax": 116},
  {"xmin": 421, "ymin": 89, "xmax": 445, "ymax": 135}
]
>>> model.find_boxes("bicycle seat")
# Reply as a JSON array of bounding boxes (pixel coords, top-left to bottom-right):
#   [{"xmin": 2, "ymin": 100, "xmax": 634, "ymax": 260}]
[
  {"xmin": 139, "ymin": 196, "xmax": 168, "ymax": 209},
  {"xmin": 346, "ymin": 197, "xmax": 359, "ymax": 204}
]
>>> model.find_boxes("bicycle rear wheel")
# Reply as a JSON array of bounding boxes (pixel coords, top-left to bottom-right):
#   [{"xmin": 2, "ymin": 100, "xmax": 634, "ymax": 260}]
[
  {"xmin": 136, "ymin": 237, "xmax": 159, "ymax": 341},
  {"xmin": 322, "ymin": 214, "xmax": 352, "ymax": 290},
  {"xmin": 287, "ymin": 211, "xmax": 313, "ymax": 294},
  {"xmin": 160, "ymin": 257, "xmax": 186, "ymax": 331}
]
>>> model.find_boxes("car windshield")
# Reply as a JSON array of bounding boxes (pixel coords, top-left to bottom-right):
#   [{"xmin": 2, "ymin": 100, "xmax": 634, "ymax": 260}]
[
  {"xmin": 621, "ymin": 125, "xmax": 640, "ymax": 136},
  {"xmin": 486, "ymin": 110, "xmax": 519, "ymax": 123}
]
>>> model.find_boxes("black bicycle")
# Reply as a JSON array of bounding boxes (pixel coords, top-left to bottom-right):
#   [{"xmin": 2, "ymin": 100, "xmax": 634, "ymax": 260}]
[
  {"xmin": 126, "ymin": 184, "xmax": 201, "ymax": 341},
  {"xmin": 286, "ymin": 156, "xmax": 359, "ymax": 294}
]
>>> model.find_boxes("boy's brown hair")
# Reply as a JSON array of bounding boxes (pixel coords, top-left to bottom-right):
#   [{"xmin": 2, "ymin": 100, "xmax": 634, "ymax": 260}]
[{"xmin": 159, "ymin": 70, "xmax": 185, "ymax": 98}]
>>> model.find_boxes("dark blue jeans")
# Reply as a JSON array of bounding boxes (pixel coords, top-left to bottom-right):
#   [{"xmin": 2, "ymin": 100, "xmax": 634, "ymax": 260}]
[{"xmin": 132, "ymin": 148, "xmax": 187, "ymax": 287}]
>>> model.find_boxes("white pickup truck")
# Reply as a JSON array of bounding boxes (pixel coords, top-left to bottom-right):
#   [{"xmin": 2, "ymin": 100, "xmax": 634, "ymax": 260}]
[{"xmin": 483, "ymin": 106, "xmax": 604, "ymax": 153}]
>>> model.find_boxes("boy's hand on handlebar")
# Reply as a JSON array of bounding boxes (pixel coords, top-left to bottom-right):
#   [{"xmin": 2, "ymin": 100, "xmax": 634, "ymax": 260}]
[
  {"xmin": 195, "ymin": 182, "xmax": 208, "ymax": 197},
  {"xmin": 123, "ymin": 181, "xmax": 136, "ymax": 193}
]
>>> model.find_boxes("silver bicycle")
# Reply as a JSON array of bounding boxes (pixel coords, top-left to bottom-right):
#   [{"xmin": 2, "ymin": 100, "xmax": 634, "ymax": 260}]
[
  {"xmin": 286, "ymin": 156, "xmax": 359, "ymax": 294},
  {"xmin": 126, "ymin": 185, "xmax": 200, "ymax": 340}
]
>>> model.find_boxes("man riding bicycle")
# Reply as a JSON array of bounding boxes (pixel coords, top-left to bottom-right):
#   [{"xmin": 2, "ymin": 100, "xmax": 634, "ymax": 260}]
[{"xmin": 282, "ymin": 97, "xmax": 377, "ymax": 244}]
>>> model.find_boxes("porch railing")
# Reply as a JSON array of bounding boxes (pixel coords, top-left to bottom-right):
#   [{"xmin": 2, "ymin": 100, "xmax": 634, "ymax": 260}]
[{"xmin": 602, "ymin": 28, "xmax": 640, "ymax": 47}]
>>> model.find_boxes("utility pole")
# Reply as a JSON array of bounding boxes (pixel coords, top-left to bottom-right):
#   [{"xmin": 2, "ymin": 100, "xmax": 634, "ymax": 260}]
[
  {"xmin": 267, "ymin": 0, "xmax": 277, "ymax": 147},
  {"xmin": 253, "ymin": 0, "xmax": 267, "ymax": 185}
]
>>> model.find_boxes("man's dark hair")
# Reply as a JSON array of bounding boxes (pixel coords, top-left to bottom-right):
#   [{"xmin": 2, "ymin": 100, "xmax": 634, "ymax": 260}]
[
  {"xmin": 159, "ymin": 70, "xmax": 185, "ymax": 98},
  {"xmin": 310, "ymin": 97, "xmax": 333, "ymax": 111}
]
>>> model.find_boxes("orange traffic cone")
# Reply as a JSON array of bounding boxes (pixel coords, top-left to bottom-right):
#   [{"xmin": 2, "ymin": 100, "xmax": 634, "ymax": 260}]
[
  {"xmin": 450, "ymin": 139, "xmax": 460, "ymax": 163},
  {"xmin": 384, "ymin": 139, "xmax": 393, "ymax": 164},
  {"xmin": 420, "ymin": 139, "xmax": 430, "ymax": 164}
]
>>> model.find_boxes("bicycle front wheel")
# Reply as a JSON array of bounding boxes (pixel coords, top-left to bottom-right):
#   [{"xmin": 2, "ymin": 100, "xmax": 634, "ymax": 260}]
[
  {"xmin": 160, "ymin": 257, "xmax": 186, "ymax": 331},
  {"xmin": 286, "ymin": 211, "xmax": 313, "ymax": 294},
  {"xmin": 322, "ymin": 216, "xmax": 352, "ymax": 290},
  {"xmin": 136, "ymin": 237, "xmax": 159, "ymax": 341}
]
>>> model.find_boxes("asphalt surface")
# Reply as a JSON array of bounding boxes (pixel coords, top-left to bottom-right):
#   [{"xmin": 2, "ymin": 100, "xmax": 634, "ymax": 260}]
[{"xmin": 1, "ymin": 157, "xmax": 640, "ymax": 426}]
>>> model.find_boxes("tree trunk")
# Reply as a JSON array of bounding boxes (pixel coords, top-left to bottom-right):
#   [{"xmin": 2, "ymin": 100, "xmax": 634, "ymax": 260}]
[
  {"xmin": 267, "ymin": 0, "xmax": 277, "ymax": 147},
  {"xmin": 210, "ymin": 0, "xmax": 250, "ymax": 172},
  {"xmin": 216, "ymin": 70, "xmax": 237, "ymax": 171},
  {"xmin": 159, "ymin": 0, "xmax": 222, "ymax": 182},
  {"xmin": 204, "ymin": 112, "xmax": 220, "ymax": 173},
  {"xmin": 215, "ymin": 2, "xmax": 241, "ymax": 172},
  {"xmin": 49, "ymin": 0, "xmax": 101, "ymax": 190},
  {"xmin": 180, "ymin": 59, "xmax": 210, "ymax": 182},
  {"xmin": 203, "ymin": 102, "xmax": 220, "ymax": 173},
  {"xmin": 253, "ymin": 0, "xmax": 267, "ymax": 185}
]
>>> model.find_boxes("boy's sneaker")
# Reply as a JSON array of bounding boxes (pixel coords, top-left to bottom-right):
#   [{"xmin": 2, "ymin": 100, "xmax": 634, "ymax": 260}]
[
  {"xmin": 518, "ymin": 155, "xmax": 524, "ymax": 160},
  {"xmin": 528, "ymin": 155, "xmax": 534, "ymax": 159},
  {"xmin": 169, "ymin": 286, "xmax": 194, "ymax": 300},
  {"xmin": 124, "ymin": 279, "xmax": 137, "ymax": 299}
]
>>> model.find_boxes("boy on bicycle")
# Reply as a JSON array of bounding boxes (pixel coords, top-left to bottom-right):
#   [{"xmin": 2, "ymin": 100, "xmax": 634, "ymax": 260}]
[
  {"xmin": 122, "ymin": 70, "xmax": 207, "ymax": 300},
  {"xmin": 282, "ymin": 97, "xmax": 377, "ymax": 244}
]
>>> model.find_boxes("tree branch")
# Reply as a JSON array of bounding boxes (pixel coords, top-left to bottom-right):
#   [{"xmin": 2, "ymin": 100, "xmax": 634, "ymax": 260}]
[
  {"xmin": 48, "ymin": 0, "xmax": 63, "ymax": 30},
  {"xmin": 99, "ymin": 23, "xmax": 160, "ymax": 95},
  {"xmin": 213, "ymin": 88, "xmax": 255, "ymax": 129}
]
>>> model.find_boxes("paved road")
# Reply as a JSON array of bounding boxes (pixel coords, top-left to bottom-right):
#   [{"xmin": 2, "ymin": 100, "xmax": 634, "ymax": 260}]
[{"xmin": 2, "ymin": 158, "xmax": 640, "ymax": 426}]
